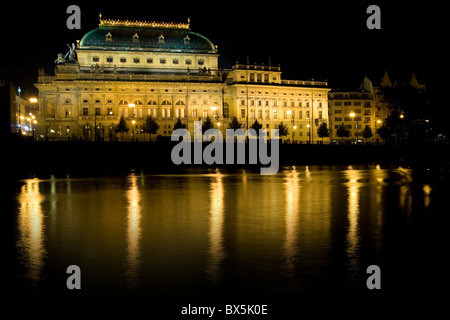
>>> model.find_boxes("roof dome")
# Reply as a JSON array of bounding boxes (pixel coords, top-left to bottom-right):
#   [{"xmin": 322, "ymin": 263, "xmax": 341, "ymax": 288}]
[{"xmin": 79, "ymin": 17, "xmax": 217, "ymax": 54}]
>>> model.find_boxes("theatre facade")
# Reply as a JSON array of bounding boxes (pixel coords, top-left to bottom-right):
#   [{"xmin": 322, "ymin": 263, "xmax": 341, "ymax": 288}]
[{"xmin": 35, "ymin": 16, "xmax": 330, "ymax": 142}]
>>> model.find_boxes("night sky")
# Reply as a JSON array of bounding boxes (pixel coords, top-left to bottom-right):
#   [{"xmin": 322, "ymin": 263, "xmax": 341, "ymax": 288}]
[{"xmin": 0, "ymin": 1, "xmax": 444, "ymax": 103}]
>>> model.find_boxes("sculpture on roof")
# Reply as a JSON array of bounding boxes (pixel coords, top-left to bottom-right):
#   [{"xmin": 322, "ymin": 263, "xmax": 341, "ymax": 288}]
[
  {"xmin": 54, "ymin": 53, "xmax": 66, "ymax": 64},
  {"xmin": 64, "ymin": 43, "xmax": 77, "ymax": 63}
]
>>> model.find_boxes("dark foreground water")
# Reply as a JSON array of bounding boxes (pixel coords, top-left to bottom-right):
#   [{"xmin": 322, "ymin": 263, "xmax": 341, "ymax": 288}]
[{"xmin": 5, "ymin": 165, "xmax": 448, "ymax": 316}]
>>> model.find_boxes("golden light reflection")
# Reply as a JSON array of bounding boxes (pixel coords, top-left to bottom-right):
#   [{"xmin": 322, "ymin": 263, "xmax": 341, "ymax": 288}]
[
  {"xmin": 345, "ymin": 169, "xmax": 361, "ymax": 278},
  {"xmin": 207, "ymin": 170, "xmax": 225, "ymax": 285},
  {"xmin": 423, "ymin": 184, "xmax": 432, "ymax": 208},
  {"xmin": 17, "ymin": 179, "xmax": 46, "ymax": 285},
  {"xmin": 283, "ymin": 167, "xmax": 300, "ymax": 277},
  {"xmin": 125, "ymin": 173, "xmax": 142, "ymax": 288}
]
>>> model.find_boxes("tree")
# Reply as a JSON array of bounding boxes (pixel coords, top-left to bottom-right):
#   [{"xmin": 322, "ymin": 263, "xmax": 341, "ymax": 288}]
[
  {"xmin": 362, "ymin": 125, "xmax": 373, "ymax": 143},
  {"xmin": 376, "ymin": 124, "xmax": 393, "ymax": 144},
  {"xmin": 250, "ymin": 119, "xmax": 263, "ymax": 136},
  {"xmin": 336, "ymin": 123, "xmax": 350, "ymax": 143},
  {"xmin": 143, "ymin": 115, "xmax": 159, "ymax": 142},
  {"xmin": 202, "ymin": 116, "xmax": 215, "ymax": 134},
  {"xmin": 228, "ymin": 117, "xmax": 242, "ymax": 130},
  {"xmin": 174, "ymin": 118, "xmax": 187, "ymax": 130},
  {"xmin": 317, "ymin": 123, "xmax": 330, "ymax": 143},
  {"xmin": 116, "ymin": 116, "xmax": 129, "ymax": 141},
  {"xmin": 277, "ymin": 122, "xmax": 289, "ymax": 139},
  {"xmin": 379, "ymin": 82, "xmax": 437, "ymax": 143}
]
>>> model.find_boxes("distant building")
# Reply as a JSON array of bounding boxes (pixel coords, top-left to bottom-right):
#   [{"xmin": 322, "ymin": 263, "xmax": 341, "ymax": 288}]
[
  {"xmin": 35, "ymin": 15, "xmax": 330, "ymax": 142},
  {"xmin": 328, "ymin": 71, "xmax": 423, "ymax": 143}
]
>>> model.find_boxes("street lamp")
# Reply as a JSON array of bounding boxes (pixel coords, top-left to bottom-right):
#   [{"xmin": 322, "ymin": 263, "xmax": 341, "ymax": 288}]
[
  {"xmin": 306, "ymin": 123, "xmax": 311, "ymax": 144},
  {"xmin": 349, "ymin": 112, "xmax": 359, "ymax": 144},
  {"xmin": 17, "ymin": 86, "xmax": 22, "ymax": 134},
  {"xmin": 131, "ymin": 120, "xmax": 136, "ymax": 142}
]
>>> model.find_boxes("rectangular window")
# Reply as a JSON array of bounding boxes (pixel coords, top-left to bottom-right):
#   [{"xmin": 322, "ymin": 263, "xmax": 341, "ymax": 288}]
[
  {"xmin": 147, "ymin": 58, "xmax": 153, "ymax": 64},
  {"xmin": 344, "ymin": 101, "xmax": 352, "ymax": 106},
  {"xmin": 83, "ymin": 108, "xmax": 88, "ymax": 116},
  {"xmin": 93, "ymin": 57, "xmax": 99, "ymax": 62},
  {"xmin": 306, "ymin": 110, "xmax": 310, "ymax": 119},
  {"xmin": 264, "ymin": 74, "xmax": 269, "ymax": 82},
  {"xmin": 106, "ymin": 57, "xmax": 113, "ymax": 63},
  {"xmin": 265, "ymin": 109, "xmax": 269, "ymax": 119},
  {"xmin": 258, "ymin": 109, "xmax": 262, "ymax": 119},
  {"xmin": 240, "ymin": 99, "xmax": 245, "ymax": 106},
  {"xmin": 273, "ymin": 109, "xmax": 277, "ymax": 119},
  {"xmin": 160, "ymin": 58, "xmax": 166, "ymax": 64},
  {"xmin": 223, "ymin": 107, "xmax": 229, "ymax": 118},
  {"xmin": 192, "ymin": 108, "xmax": 197, "ymax": 118},
  {"xmin": 120, "ymin": 57, "xmax": 127, "ymax": 63},
  {"xmin": 198, "ymin": 59, "xmax": 204, "ymax": 65},
  {"xmin": 318, "ymin": 110, "xmax": 323, "ymax": 119},
  {"xmin": 283, "ymin": 110, "xmax": 287, "ymax": 119},
  {"xmin": 250, "ymin": 73, "xmax": 255, "ymax": 82},
  {"xmin": 203, "ymin": 108, "xmax": 208, "ymax": 118},
  {"xmin": 250, "ymin": 109, "xmax": 255, "ymax": 119},
  {"xmin": 185, "ymin": 59, "xmax": 192, "ymax": 65},
  {"xmin": 66, "ymin": 109, "xmax": 72, "ymax": 118},
  {"xmin": 173, "ymin": 59, "xmax": 179, "ymax": 64},
  {"xmin": 257, "ymin": 74, "xmax": 262, "ymax": 82},
  {"xmin": 241, "ymin": 109, "xmax": 246, "ymax": 118},
  {"xmin": 299, "ymin": 110, "xmax": 302, "ymax": 119},
  {"xmin": 95, "ymin": 108, "xmax": 100, "ymax": 116},
  {"xmin": 133, "ymin": 58, "xmax": 140, "ymax": 63}
]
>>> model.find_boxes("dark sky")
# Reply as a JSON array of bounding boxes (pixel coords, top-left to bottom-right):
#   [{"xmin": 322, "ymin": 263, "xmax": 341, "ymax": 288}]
[{"xmin": 0, "ymin": 1, "xmax": 444, "ymax": 99}]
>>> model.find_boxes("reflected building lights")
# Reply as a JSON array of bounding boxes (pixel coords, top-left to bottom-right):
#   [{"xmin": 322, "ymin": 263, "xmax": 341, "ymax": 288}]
[
  {"xmin": 125, "ymin": 173, "xmax": 142, "ymax": 288},
  {"xmin": 17, "ymin": 179, "xmax": 46, "ymax": 286},
  {"xmin": 207, "ymin": 171, "xmax": 225, "ymax": 285},
  {"xmin": 283, "ymin": 167, "xmax": 300, "ymax": 278},
  {"xmin": 345, "ymin": 169, "xmax": 361, "ymax": 281}
]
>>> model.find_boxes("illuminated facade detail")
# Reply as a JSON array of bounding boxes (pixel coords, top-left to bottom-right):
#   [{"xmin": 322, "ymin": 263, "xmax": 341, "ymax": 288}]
[{"xmin": 36, "ymin": 17, "xmax": 330, "ymax": 142}]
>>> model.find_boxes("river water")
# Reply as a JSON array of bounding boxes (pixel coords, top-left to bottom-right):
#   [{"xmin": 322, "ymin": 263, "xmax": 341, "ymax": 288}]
[{"xmin": 6, "ymin": 165, "xmax": 447, "ymax": 315}]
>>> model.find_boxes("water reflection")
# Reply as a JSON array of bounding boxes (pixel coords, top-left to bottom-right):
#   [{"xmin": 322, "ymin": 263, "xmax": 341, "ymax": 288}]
[
  {"xmin": 17, "ymin": 179, "xmax": 46, "ymax": 286},
  {"xmin": 283, "ymin": 167, "xmax": 300, "ymax": 278},
  {"xmin": 206, "ymin": 170, "xmax": 225, "ymax": 285},
  {"xmin": 345, "ymin": 168, "xmax": 361, "ymax": 282},
  {"xmin": 125, "ymin": 173, "xmax": 142, "ymax": 288}
]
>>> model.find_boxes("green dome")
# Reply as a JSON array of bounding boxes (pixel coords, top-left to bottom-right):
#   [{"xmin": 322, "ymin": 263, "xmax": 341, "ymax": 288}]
[{"xmin": 79, "ymin": 18, "xmax": 216, "ymax": 54}]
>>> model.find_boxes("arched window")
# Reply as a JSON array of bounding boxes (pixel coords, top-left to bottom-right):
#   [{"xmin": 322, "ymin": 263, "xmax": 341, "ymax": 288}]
[
  {"xmin": 175, "ymin": 100, "xmax": 185, "ymax": 106},
  {"xmin": 119, "ymin": 100, "xmax": 128, "ymax": 105},
  {"xmin": 147, "ymin": 100, "xmax": 157, "ymax": 105},
  {"xmin": 161, "ymin": 100, "xmax": 172, "ymax": 106},
  {"xmin": 134, "ymin": 100, "xmax": 143, "ymax": 105}
]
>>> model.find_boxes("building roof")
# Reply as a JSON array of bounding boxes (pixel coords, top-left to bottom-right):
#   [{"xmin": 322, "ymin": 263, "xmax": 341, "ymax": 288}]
[{"xmin": 79, "ymin": 16, "xmax": 217, "ymax": 54}]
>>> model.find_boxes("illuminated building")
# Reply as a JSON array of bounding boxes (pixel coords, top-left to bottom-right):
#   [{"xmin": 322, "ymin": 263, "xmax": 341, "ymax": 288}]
[
  {"xmin": 35, "ymin": 16, "xmax": 329, "ymax": 142},
  {"xmin": 328, "ymin": 72, "xmax": 394, "ymax": 143}
]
